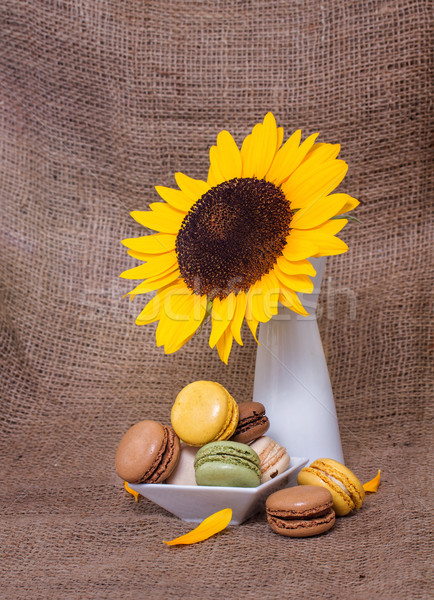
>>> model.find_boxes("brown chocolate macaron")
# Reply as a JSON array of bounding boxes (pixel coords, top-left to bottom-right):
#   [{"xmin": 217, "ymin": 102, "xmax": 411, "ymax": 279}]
[
  {"xmin": 230, "ymin": 402, "xmax": 269, "ymax": 444},
  {"xmin": 266, "ymin": 485, "xmax": 335, "ymax": 538},
  {"xmin": 115, "ymin": 420, "xmax": 180, "ymax": 484}
]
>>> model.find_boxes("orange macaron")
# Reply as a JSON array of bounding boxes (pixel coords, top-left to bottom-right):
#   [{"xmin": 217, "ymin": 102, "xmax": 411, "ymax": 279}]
[{"xmin": 297, "ymin": 458, "xmax": 365, "ymax": 516}]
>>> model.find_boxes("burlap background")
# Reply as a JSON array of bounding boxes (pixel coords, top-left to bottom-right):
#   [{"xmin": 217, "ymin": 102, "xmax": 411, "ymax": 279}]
[{"xmin": 1, "ymin": 1, "xmax": 432, "ymax": 598}]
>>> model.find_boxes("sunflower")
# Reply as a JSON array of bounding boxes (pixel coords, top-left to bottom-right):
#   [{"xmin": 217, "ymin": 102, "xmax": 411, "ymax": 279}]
[{"xmin": 121, "ymin": 113, "xmax": 358, "ymax": 363}]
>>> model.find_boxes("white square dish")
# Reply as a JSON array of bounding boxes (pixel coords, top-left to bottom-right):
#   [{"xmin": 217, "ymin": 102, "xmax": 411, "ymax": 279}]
[{"xmin": 128, "ymin": 456, "xmax": 308, "ymax": 525}]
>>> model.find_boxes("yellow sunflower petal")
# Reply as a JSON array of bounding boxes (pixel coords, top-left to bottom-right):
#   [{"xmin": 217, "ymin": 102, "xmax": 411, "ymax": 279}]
[
  {"xmin": 275, "ymin": 256, "xmax": 316, "ymax": 276},
  {"xmin": 127, "ymin": 248, "xmax": 176, "ymax": 261},
  {"xmin": 174, "ymin": 173, "xmax": 210, "ymax": 202},
  {"xmin": 363, "ymin": 470, "xmax": 381, "ymax": 493},
  {"xmin": 124, "ymin": 482, "xmax": 139, "ymax": 502},
  {"xmin": 135, "ymin": 283, "xmax": 186, "ymax": 325},
  {"xmin": 290, "ymin": 221, "xmax": 349, "ymax": 256},
  {"xmin": 131, "ymin": 262, "xmax": 179, "ymax": 285},
  {"xmin": 279, "ymin": 288, "xmax": 309, "ymax": 316},
  {"xmin": 155, "ymin": 287, "xmax": 194, "ymax": 347},
  {"xmin": 230, "ymin": 292, "xmax": 247, "ymax": 346},
  {"xmin": 121, "ymin": 233, "xmax": 176, "ymax": 254},
  {"xmin": 276, "ymin": 126, "xmax": 284, "ymax": 152},
  {"xmin": 240, "ymin": 132, "xmax": 254, "ymax": 177},
  {"xmin": 209, "ymin": 294, "xmax": 237, "ymax": 348},
  {"xmin": 209, "ymin": 145, "xmax": 227, "ymax": 185},
  {"xmin": 215, "ymin": 327, "xmax": 234, "ymax": 364},
  {"xmin": 249, "ymin": 280, "xmax": 269, "ymax": 323},
  {"xmin": 313, "ymin": 236, "xmax": 348, "ymax": 256},
  {"xmin": 207, "ymin": 163, "xmax": 221, "ymax": 187},
  {"xmin": 211, "ymin": 130, "xmax": 242, "ymax": 181},
  {"xmin": 282, "ymin": 160, "xmax": 348, "ymax": 210},
  {"xmin": 266, "ymin": 129, "xmax": 302, "ymax": 184},
  {"xmin": 120, "ymin": 253, "xmax": 178, "ymax": 280},
  {"xmin": 163, "ymin": 508, "xmax": 232, "ymax": 546},
  {"xmin": 274, "ymin": 265, "xmax": 314, "ymax": 293},
  {"xmin": 303, "ymin": 142, "xmax": 341, "ymax": 164},
  {"xmin": 290, "ymin": 194, "xmax": 349, "ymax": 229},
  {"xmin": 282, "ymin": 236, "xmax": 318, "ymax": 261},
  {"xmin": 165, "ymin": 331, "xmax": 196, "ymax": 354},
  {"xmin": 248, "ymin": 275, "xmax": 279, "ymax": 323},
  {"xmin": 262, "ymin": 271, "xmax": 280, "ymax": 317},
  {"xmin": 155, "ymin": 186, "xmax": 195, "ymax": 212},
  {"xmin": 134, "ymin": 293, "xmax": 165, "ymax": 325},
  {"xmin": 267, "ymin": 131, "xmax": 320, "ymax": 186},
  {"xmin": 250, "ymin": 112, "xmax": 278, "ymax": 179},
  {"xmin": 333, "ymin": 194, "xmax": 360, "ymax": 215},
  {"xmin": 131, "ymin": 203, "xmax": 185, "ymax": 234},
  {"xmin": 291, "ymin": 218, "xmax": 348, "ymax": 237},
  {"xmin": 125, "ymin": 269, "xmax": 181, "ymax": 297},
  {"xmin": 246, "ymin": 316, "xmax": 260, "ymax": 344},
  {"xmin": 163, "ymin": 294, "xmax": 207, "ymax": 353}
]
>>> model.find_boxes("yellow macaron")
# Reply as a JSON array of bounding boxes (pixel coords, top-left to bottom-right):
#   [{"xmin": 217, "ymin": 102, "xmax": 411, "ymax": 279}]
[
  {"xmin": 171, "ymin": 381, "xmax": 239, "ymax": 446},
  {"xmin": 297, "ymin": 458, "xmax": 365, "ymax": 516}
]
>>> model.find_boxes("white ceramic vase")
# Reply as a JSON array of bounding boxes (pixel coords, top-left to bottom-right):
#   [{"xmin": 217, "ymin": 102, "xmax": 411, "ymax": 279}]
[{"xmin": 252, "ymin": 258, "xmax": 344, "ymax": 463}]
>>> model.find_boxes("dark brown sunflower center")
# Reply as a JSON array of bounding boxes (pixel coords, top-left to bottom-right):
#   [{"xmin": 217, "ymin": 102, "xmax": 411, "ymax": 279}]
[{"xmin": 175, "ymin": 177, "xmax": 293, "ymax": 299}]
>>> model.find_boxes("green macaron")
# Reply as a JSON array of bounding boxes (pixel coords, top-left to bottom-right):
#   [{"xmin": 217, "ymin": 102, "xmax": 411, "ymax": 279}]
[{"xmin": 194, "ymin": 441, "xmax": 261, "ymax": 487}]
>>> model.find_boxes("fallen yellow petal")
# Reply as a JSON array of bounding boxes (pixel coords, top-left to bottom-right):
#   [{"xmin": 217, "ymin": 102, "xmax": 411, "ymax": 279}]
[
  {"xmin": 163, "ymin": 508, "xmax": 232, "ymax": 546},
  {"xmin": 124, "ymin": 481, "xmax": 139, "ymax": 502},
  {"xmin": 363, "ymin": 469, "xmax": 381, "ymax": 493}
]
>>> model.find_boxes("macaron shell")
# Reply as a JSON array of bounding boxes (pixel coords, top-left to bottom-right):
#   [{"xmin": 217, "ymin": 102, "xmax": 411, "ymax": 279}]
[
  {"xmin": 195, "ymin": 460, "xmax": 261, "ymax": 487},
  {"xmin": 194, "ymin": 441, "xmax": 261, "ymax": 487},
  {"xmin": 115, "ymin": 420, "xmax": 167, "ymax": 483},
  {"xmin": 266, "ymin": 485, "xmax": 333, "ymax": 516},
  {"xmin": 314, "ymin": 459, "xmax": 365, "ymax": 508},
  {"xmin": 171, "ymin": 381, "xmax": 235, "ymax": 446},
  {"xmin": 297, "ymin": 467, "xmax": 354, "ymax": 516}
]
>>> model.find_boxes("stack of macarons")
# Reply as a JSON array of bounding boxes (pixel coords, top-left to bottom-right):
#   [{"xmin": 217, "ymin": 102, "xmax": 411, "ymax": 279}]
[
  {"xmin": 265, "ymin": 458, "xmax": 366, "ymax": 538},
  {"xmin": 169, "ymin": 381, "xmax": 291, "ymax": 487},
  {"xmin": 114, "ymin": 380, "xmax": 292, "ymax": 488}
]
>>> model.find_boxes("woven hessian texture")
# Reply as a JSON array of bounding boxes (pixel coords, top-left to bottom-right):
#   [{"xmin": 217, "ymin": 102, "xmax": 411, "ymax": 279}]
[{"xmin": 1, "ymin": 1, "xmax": 432, "ymax": 598}]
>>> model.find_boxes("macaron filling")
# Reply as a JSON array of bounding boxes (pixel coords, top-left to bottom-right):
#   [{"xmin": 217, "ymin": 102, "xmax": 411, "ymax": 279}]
[
  {"xmin": 194, "ymin": 446, "xmax": 261, "ymax": 479},
  {"xmin": 300, "ymin": 466, "xmax": 355, "ymax": 511},
  {"xmin": 256, "ymin": 440, "xmax": 288, "ymax": 474},
  {"xmin": 140, "ymin": 426, "xmax": 178, "ymax": 483},
  {"xmin": 267, "ymin": 507, "xmax": 335, "ymax": 531},
  {"xmin": 313, "ymin": 460, "xmax": 364, "ymax": 508},
  {"xmin": 233, "ymin": 414, "xmax": 268, "ymax": 436}
]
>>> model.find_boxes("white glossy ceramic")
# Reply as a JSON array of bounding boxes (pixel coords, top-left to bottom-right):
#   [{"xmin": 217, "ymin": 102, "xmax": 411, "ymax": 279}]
[
  {"xmin": 128, "ymin": 456, "xmax": 308, "ymax": 525},
  {"xmin": 253, "ymin": 258, "xmax": 345, "ymax": 463}
]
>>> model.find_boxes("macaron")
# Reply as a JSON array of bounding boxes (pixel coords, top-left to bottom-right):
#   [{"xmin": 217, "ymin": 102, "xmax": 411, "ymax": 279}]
[
  {"xmin": 115, "ymin": 420, "xmax": 180, "ymax": 484},
  {"xmin": 230, "ymin": 401, "xmax": 269, "ymax": 444},
  {"xmin": 250, "ymin": 436, "xmax": 290, "ymax": 482},
  {"xmin": 194, "ymin": 441, "xmax": 261, "ymax": 487},
  {"xmin": 266, "ymin": 485, "xmax": 335, "ymax": 538},
  {"xmin": 297, "ymin": 458, "xmax": 365, "ymax": 516},
  {"xmin": 171, "ymin": 381, "xmax": 239, "ymax": 446},
  {"xmin": 166, "ymin": 443, "xmax": 198, "ymax": 486}
]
